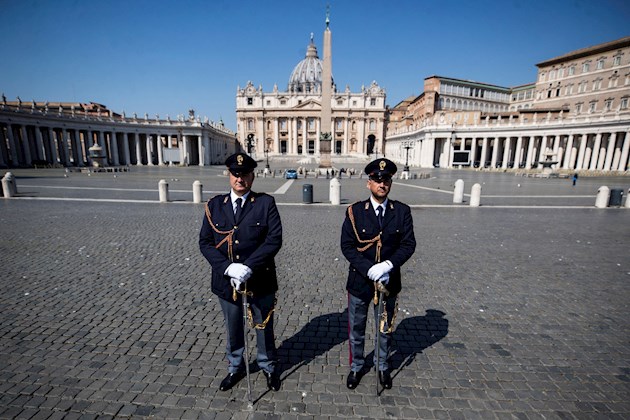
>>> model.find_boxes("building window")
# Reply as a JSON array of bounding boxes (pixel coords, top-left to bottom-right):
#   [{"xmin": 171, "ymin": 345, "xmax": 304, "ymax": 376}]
[
  {"xmin": 582, "ymin": 62, "xmax": 590, "ymax": 73},
  {"xmin": 539, "ymin": 72, "xmax": 546, "ymax": 82},
  {"xmin": 558, "ymin": 68, "xmax": 564, "ymax": 78},
  {"xmin": 247, "ymin": 98, "xmax": 253, "ymax": 105},
  {"xmin": 307, "ymin": 118, "xmax": 315, "ymax": 130},
  {"xmin": 369, "ymin": 119, "xmax": 376, "ymax": 130},
  {"xmin": 568, "ymin": 65, "xmax": 575, "ymax": 76},
  {"xmin": 620, "ymin": 97, "xmax": 628, "ymax": 109},
  {"xmin": 335, "ymin": 119, "xmax": 343, "ymax": 130},
  {"xmin": 279, "ymin": 119, "xmax": 287, "ymax": 130},
  {"xmin": 613, "ymin": 55, "xmax": 622, "ymax": 66},
  {"xmin": 604, "ymin": 99, "xmax": 613, "ymax": 111},
  {"xmin": 550, "ymin": 70, "xmax": 556, "ymax": 80},
  {"xmin": 597, "ymin": 58, "xmax": 605, "ymax": 70},
  {"xmin": 576, "ymin": 103, "xmax": 582, "ymax": 113},
  {"xmin": 266, "ymin": 100, "xmax": 271, "ymax": 106},
  {"xmin": 337, "ymin": 99, "xmax": 343, "ymax": 105},
  {"xmin": 589, "ymin": 102, "xmax": 597, "ymax": 113},
  {"xmin": 370, "ymin": 98, "xmax": 376, "ymax": 106},
  {"xmin": 280, "ymin": 100, "xmax": 286, "ymax": 105},
  {"xmin": 352, "ymin": 100, "xmax": 357, "ymax": 106},
  {"xmin": 247, "ymin": 119, "xmax": 254, "ymax": 130}
]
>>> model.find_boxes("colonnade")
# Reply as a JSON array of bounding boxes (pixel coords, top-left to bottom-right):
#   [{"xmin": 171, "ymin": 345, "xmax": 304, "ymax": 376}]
[
  {"xmin": 386, "ymin": 119, "xmax": 630, "ymax": 172},
  {"xmin": 0, "ymin": 108, "xmax": 237, "ymax": 169}
]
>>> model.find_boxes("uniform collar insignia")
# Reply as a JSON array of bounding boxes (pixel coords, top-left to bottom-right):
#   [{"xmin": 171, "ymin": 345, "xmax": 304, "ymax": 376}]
[{"xmin": 223, "ymin": 196, "xmax": 229, "ymax": 204}]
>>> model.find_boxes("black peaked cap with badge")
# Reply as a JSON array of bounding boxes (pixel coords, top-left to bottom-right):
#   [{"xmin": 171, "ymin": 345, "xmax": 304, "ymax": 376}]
[
  {"xmin": 225, "ymin": 152, "xmax": 257, "ymax": 176},
  {"xmin": 364, "ymin": 158, "xmax": 397, "ymax": 180}
]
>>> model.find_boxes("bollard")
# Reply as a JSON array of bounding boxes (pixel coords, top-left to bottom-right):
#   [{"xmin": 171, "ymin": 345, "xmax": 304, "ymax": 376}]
[
  {"xmin": 595, "ymin": 186, "xmax": 610, "ymax": 208},
  {"xmin": 453, "ymin": 179, "xmax": 465, "ymax": 204},
  {"xmin": 329, "ymin": 177, "xmax": 341, "ymax": 205},
  {"xmin": 303, "ymin": 184, "xmax": 313, "ymax": 204},
  {"xmin": 159, "ymin": 179, "xmax": 169, "ymax": 203},
  {"xmin": 625, "ymin": 189, "xmax": 630, "ymax": 208},
  {"xmin": 470, "ymin": 183, "xmax": 482, "ymax": 207},
  {"xmin": 193, "ymin": 180, "xmax": 203, "ymax": 204},
  {"xmin": 2, "ymin": 173, "xmax": 14, "ymax": 198}
]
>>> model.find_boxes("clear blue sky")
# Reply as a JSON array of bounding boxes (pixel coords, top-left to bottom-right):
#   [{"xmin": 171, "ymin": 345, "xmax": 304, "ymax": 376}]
[{"xmin": 1, "ymin": 0, "xmax": 629, "ymax": 132}]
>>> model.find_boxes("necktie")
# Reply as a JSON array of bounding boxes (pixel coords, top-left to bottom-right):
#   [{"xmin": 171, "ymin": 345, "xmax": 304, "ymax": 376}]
[
  {"xmin": 234, "ymin": 197, "xmax": 243, "ymax": 222},
  {"xmin": 377, "ymin": 205, "xmax": 384, "ymax": 228}
]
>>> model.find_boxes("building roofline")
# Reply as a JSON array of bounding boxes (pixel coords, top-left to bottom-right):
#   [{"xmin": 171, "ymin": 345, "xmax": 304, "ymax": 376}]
[
  {"xmin": 424, "ymin": 75, "xmax": 511, "ymax": 91},
  {"xmin": 536, "ymin": 36, "xmax": 630, "ymax": 67}
]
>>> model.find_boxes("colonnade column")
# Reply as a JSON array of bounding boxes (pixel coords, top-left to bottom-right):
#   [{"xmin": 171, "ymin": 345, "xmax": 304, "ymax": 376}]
[
  {"xmin": 575, "ymin": 134, "xmax": 588, "ymax": 170},
  {"xmin": 470, "ymin": 138, "xmax": 477, "ymax": 166},
  {"xmin": 524, "ymin": 136, "xmax": 534, "ymax": 169},
  {"xmin": 60, "ymin": 129, "xmax": 70, "ymax": 165},
  {"xmin": 20, "ymin": 126, "xmax": 32, "ymax": 165},
  {"xmin": 146, "ymin": 134, "xmax": 154, "ymax": 166},
  {"xmin": 6, "ymin": 125, "xmax": 19, "ymax": 164},
  {"xmin": 490, "ymin": 138, "xmax": 499, "ymax": 168},
  {"xmin": 502, "ymin": 137, "xmax": 511, "ymax": 169},
  {"xmin": 135, "ymin": 133, "xmax": 143, "ymax": 165},
  {"xmin": 34, "ymin": 127, "xmax": 45, "ymax": 161},
  {"xmin": 513, "ymin": 136, "xmax": 523, "ymax": 168},
  {"xmin": 0, "ymin": 128, "xmax": 7, "ymax": 168},
  {"xmin": 563, "ymin": 134, "xmax": 574, "ymax": 169},
  {"xmin": 589, "ymin": 133, "xmax": 601, "ymax": 170},
  {"xmin": 122, "ymin": 133, "xmax": 130, "ymax": 165},
  {"xmin": 536, "ymin": 135, "xmax": 548, "ymax": 168},
  {"xmin": 480, "ymin": 137, "xmax": 488, "ymax": 167},
  {"xmin": 603, "ymin": 133, "xmax": 617, "ymax": 171},
  {"xmin": 46, "ymin": 128, "xmax": 58, "ymax": 164},
  {"xmin": 110, "ymin": 132, "xmax": 119, "ymax": 166},
  {"xmin": 618, "ymin": 132, "xmax": 630, "ymax": 171},
  {"xmin": 274, "ymin": 119, "xmax": 279, "ymax": 154}
]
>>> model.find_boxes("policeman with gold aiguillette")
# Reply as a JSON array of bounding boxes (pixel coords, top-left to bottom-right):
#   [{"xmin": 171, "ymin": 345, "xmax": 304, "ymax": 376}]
[
  {"xmin": 199, "ymin": 152, "xmax": 283, "ymax": 394},
  {"xmin": 340, "ymin": 158, "xmax": 416, "ymax": 391}
]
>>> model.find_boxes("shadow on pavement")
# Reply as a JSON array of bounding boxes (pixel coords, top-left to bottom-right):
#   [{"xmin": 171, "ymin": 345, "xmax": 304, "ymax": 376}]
[
  {"xmin": 389, "ymin": 309, "xmax": 449, "ymax": 374},
  {"xmin": 277, "ymin": 310, "xmax": 348, "ymax": 379}
]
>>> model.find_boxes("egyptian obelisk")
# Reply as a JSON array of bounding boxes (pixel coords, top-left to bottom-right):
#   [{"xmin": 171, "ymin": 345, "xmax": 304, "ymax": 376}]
[{"xmin": 319, "ymin": 9, "xmax": 332, "ymax": 168}]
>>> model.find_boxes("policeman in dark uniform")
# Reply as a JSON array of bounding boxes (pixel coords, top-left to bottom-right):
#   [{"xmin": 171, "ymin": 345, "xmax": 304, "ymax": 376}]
[
  {"xmin": 199, "ymin": 152, "xmax": 283, "ymax": 392},
  {"xmin": 340, "ymin": 158, "xmax": 416, "ymax": 390}
]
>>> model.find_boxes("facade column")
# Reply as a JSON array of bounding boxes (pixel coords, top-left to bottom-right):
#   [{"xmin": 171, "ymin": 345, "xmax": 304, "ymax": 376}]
[
  {"xmin": 122, "ymin": 132, "xmax": 130, "ymax": 165},
  {"xmin": 589, "ymin": 133, "xmax": 602, "ymax": 170},
  {"xmin": 563, "ymin": 134, "xmax": 574, "ymax": 169},
  {"xmin": 617, "ymin": 131, "xmax": 630, "ymax": 171},
  {"xmin": 109, "ymin": 132, "xmax": 120, "ymax": 166},
  {"xmin": 6, "ymin": 124, "xmax": 19, "ymax": 165},
  {"xmin": 135, "ymin": 133, "xmax": 143, "ymax": 165},
  {"xmin": 73, "ymin": 130, "xmax": 83, "ymax": 166},
  {"xmin": 470, "ymin": 138, "xmax": 477, "ymax": 166},
  {"xmin": 576, "ymin": 133, "xmax": 588, "ymax": 170},
  {"xmin": 181, "ymin": 135, "xmax": 188, "ymax": 165},
  {"xmin": 603, "ymin": 132, "xmax": 616, "ymax": 171},
  {"xmin": 552, "ymin": 135, "xmax": 562, "ymax": 168},
  {"xmin": 197, "ymin": 133, "xmax": 204, "ymax": 166},
  {"xmin": 0, "ymin": 127, "xmax": 7, "ymax": 168},
  {"xmin": 146, "ymin": 134, "xmax": 154, "ymax": 165},
  {"xmin": 274, "ymin": 119, "xmax": 280, "ymax": 154},
  {"xmin": 524, "ymin": 136, "xmax": 533, "ymax": 169},
  {"xmin": 302, "ymin": 118, "xmax": 307, "ymax": 155}
]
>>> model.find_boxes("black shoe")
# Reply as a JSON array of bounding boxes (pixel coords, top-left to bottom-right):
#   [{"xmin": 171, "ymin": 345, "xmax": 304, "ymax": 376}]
[
  {"xmin": 219, "ymin": 371, "xmax": 245, "ymax": 391},
  {"xmin": 346, "ymin": 370, "xmax": 363, "ymax": 389},
  {"xmin": 263, "ymin": 370, "xmax": 281, "ymax": 391},
  {"xmin": 379, "ymin": 370, "xmax": 392, "ymax": 389}
]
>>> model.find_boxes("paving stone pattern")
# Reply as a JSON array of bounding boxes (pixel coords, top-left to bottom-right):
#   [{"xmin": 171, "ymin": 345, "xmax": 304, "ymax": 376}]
[{"xmin": 0, "ymin": 167, "xmax": 629, "ymax": 419}]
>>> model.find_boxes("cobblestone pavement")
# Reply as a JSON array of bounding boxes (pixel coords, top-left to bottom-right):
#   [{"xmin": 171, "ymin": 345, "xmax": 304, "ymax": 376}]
[{"xmin": 0, "ymin": 165, "xmax": 629, "ymax": 419}]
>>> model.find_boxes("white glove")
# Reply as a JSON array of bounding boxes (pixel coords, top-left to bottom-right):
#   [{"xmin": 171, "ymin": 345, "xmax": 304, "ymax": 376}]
[
  {"xmin": 379, "ymin": 273, "xmax": 390, "ymax": 285},
  {"xmin": 225, "ymin": 263, "xmax": 253, "ymax": 282},
  {"xmin": 367, "ymin": 260, "xmax": 393, "ymax": 281},
  {"xmin": 230, "ymin": 277, "xmax": 245, "ymax": 291}
]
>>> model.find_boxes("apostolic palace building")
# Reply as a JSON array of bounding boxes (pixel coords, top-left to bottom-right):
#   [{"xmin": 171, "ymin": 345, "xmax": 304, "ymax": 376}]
[{"xmin": 1, "ymin": 16, "xmax": 629, "ymax": 174}]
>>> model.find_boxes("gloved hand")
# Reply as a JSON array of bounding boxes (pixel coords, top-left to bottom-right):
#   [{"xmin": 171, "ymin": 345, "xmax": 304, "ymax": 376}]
[
  {"xmin": 225, "ymin": 263, "xmax": 253, "ymax": 282},
  {"xmin": 230, "ymin": 277, "xmax": 245, "ymax": 291},
  {"xmin": 367, "ymin": 260, "xmax": 393, "ymax": 281}
]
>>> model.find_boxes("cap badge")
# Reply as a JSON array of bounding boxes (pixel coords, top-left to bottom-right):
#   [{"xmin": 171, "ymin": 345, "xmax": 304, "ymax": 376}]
[
  {"xmin": 379, "ymin": 160, "xmax": 386, "ymax": 170},
  {"xmin": 237, "ymin": 155, "xmax": 244, "ymax": 166}
]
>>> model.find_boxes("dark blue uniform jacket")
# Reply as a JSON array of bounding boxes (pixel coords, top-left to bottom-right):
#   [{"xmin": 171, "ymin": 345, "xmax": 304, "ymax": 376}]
[
  {"xmin": 199, "ymin": 191, "xmax": 282, "ymax": 301},
  {"xmin": 341, "ymin": 199, "xmax": 416, "ymax": 301}
]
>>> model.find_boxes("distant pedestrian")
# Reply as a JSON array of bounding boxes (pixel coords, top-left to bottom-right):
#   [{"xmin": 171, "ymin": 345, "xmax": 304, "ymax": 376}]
[
  {"xmin": 572, "ymin": 173, "xmax": 578, "ymax": 186},
  {"xmin": 340, "ymin": 158, "xmax": 416, "ymax": 391}
]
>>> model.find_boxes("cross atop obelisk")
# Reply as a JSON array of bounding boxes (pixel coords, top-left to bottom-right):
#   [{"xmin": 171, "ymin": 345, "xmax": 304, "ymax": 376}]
[{"xmin": 319, "ymin": 5, "xmax": 333, "ymax": 168}]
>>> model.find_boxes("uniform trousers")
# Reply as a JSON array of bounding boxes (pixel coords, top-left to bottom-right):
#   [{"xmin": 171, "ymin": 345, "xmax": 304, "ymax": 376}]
[
  {"xmin": 348, "ymin": 291, "xmax": 397, "ymax": 372},
  {"xmin": 218, "ymin": 293, "xmax": 277, "ymax": 374}
]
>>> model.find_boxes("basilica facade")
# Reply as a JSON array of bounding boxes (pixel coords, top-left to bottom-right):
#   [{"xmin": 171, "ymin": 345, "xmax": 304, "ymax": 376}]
[{"xmin": 235, "ymin": 31, "xmax": 387, "ymax": 161}]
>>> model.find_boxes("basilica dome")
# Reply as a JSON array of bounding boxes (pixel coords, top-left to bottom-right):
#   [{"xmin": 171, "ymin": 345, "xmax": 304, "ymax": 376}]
[{"xmin": 288, "ymin": 35, "xmax": 333, "ymax": 93}]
